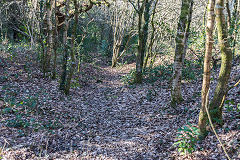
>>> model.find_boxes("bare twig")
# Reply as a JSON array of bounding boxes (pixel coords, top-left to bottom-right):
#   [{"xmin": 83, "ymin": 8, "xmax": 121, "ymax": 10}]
[{"xmin": 128, "ymin": 0, "xmax": 139, "ymax": 13}]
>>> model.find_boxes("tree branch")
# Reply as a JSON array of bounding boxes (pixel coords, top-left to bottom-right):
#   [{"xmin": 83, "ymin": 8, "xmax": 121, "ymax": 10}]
[{"xmin": 128, "ymin": 0, "xmax": 139, "ymax": 13}]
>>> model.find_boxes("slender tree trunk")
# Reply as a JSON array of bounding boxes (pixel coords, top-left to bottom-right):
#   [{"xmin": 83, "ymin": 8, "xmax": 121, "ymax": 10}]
[
  {"xmin": 111, "ymin": 10, "xmax": 119, "ymax": 68},
  {"xmin": 111, "ymin": 7, "xmax": 124, "ymax": 68},
  {"xmin": 39, "ymin": 0, "xmax": 45, "ymax": 73},
  {"xmin": 135, "ymin": 4, "xmax": 145, "ymax": 83},
  {"xmin": 59, "ymin": 0, "xmax": 69, "ymax": 90},
  {"xmin": 112, "ymin": 39, "xmax": 122, "ymax": 67},
  {"xmin": 183, "ymin": 0, "xmax": 193, "ymax": 62},
  {"xmin": 226, "ymin": 0, "xmax": 231, "ymax": 29},
  {"xmin": 209, "ymin": 0, "xmax": 233, "ymax": 125},
  {"xmin": 119, "ymin": 33, "xmax": 136, "ymax": 59},
  {"xmin": 171, "ymin": 0, "xmax": 192, "ymax": 105},
  {"xmin": 230, "ymin": 0, "xmax": 239, "ymax": 60},
  {"xmin": 141, "ymin": 0, "xmax": 152, "ymax": 64},
  {"xmin": 143, "ymin": 0, "xmax": 158, "ymax": 69},
  {"xmin": 44, "ymin": 0, "xmax": 53, "ymax": 75},
  {"xmin": 52, "ymin": 0, "xmax": 58, "ymax": 79},
  {"xmin": 198, "ymin": 0, "xmax": 216, "ymax": 136},
  {"xmin": 64, "ymin": 0, "xmax": 78, "ymax": 94},
  {"xmin": 108, "ymin": 26, "xmax": 113, "ymax": 58}
]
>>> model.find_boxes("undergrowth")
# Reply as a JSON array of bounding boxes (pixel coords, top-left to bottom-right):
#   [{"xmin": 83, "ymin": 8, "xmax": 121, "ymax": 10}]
[
  {"xmin": 174, "ymin": 123, "xmax": 200, "ymax": 155},
  {"xmin": 0, "ymin": 85, "xmax": 63, "ymax": 136},
  {"xmin": 122, "ymin": 59, "xmax": 203, "ymax": 84}
]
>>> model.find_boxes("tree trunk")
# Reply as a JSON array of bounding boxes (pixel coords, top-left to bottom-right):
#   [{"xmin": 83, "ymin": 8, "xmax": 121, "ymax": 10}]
[
  {"xmin": 230, "ymin": 0, "xmax": 239, "ymax": 60},
  {"xmin": 141, "ymin": 0, "xmax": 152, "ymax": 65},
  {"xmin": 64, "ymin": 0, "xmax": 78, "ymax": 95},
  {"xmin": 171, "ymin": 0, "xmax": 192, "ymax": 105},
  {"xmin": 111, "ymin": 7, "xmax": 124, "ymax": 68},
  {"xmin": 198, "ymin": 0, "xmax": 216, "ymax": 136},
  {"xmin": 43, "ymin": 0, "xmax": 53, "ymax": 75},
  {"xmin": 143, "ymin": 0, "xmax": 158, "ymax": 69},
  {"xmin": 135, "ymin": 11, "xmax": 144, "ymax": 83},
  {"xmin": 52, "ymin": 0, "xmax": 58, "ymax": 79},
  {"xmin": 183, "ymin": 0, "xmax": 193, "ymax": 62},
  {"xmin": 111, "ymin": 11, "xmax": 120, "ymax": 68},
  {"xmin": 111, "ymin": 2, "xmax": 133, "ymax": 68},
  {"xmin": 209, "ymin": 0, "xmax": 233, "ymax": 125},
  {"xmin": 59, "ymin": 0, "xmax": 69, "ymax": 90},
  {"xmin": 226, "ymin": 0, "xmax": 231, "ymax": 29},
  {"xmin": 39, "ymin": 0, "xmax": 45, "ymax": 70},
  {"xmin": 135, "ymin": 0, "xmax": 151, "ymax": 83}
]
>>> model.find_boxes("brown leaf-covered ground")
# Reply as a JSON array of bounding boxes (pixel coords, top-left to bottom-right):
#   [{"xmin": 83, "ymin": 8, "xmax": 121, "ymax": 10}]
[{"xmin": 0, "ymin": 49, "xmax": 239, "ymax": 160}]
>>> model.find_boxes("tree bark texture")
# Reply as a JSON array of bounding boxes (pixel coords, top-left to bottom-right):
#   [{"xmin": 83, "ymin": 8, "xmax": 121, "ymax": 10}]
[
  {"xmin": 111, "ymin": 7, "xmax": 125, "ymax": 68},
  {"xmin": 183, "ymin": 0, "xmax": 193, "ymax": 62},
  {"xmin": 59, "ymin": 0, "xmax": 69, "ymax": 90},
  {"xmin": 64, "ymin": 0, "xmax": 78, "ymax": 94},
  {"xmin": 198, "ymin": 0, "xmax": 216, "ymax": 136},
  {"xmin": 44, "ymin": 0, "xmax": 53, "ymax": 75},
  {"xmin": 135, "ymin": 0, "xmax": 151, "ymax": 83},
  {"xmin": 171, "ymin": 0, "xmax": 192, "ymax": 105},
  {"xmin": 230, "ymin": 0, "xmax": 239, "ymax": 59},
  {"xmin": 209, "ymin": 0, "xmax": 233, "ymax": 124},
  {"xmin": 226, "ymin": 0, "xmax": 231, "ymax": 29},
  {"xmin": 52, "ymin": 0, "xmax": 58, "ymax": 79}
]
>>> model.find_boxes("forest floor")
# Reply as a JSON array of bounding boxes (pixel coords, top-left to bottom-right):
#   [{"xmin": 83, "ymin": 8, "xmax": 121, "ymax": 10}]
[{"xmin": 0, "ymin": 48, "xmax": 240, "ymax": 160}]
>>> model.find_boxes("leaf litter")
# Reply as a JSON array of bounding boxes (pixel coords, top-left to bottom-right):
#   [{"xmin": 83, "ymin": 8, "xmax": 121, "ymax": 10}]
[{"xmin": 0, "ymin": 50, "xmax": 239, "ymax": 160}]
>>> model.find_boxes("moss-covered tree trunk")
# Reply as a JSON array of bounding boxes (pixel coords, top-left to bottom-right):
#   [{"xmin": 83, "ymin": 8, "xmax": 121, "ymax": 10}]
[
  {"xmin": 59, "ymin": 0, "xmax": 69, "ymax": 91},
  {"xmin": 209, "ymin": 0, "xmax": 233, "ymax": 125},
  {"xmin": 64, "ymin": 0, "xmax": 78, "ymax": 95},
  {"xmin": 43, "ymin": 0, "xmax": 53, "ymax": 75},
  {"xmin": 183, "ymin": 0, "xmax": 193, "ymax": 61},
  {"xmin": 135, "ymin": 0, "xmax": 151, "ymax": 83},
  {"xmin": 198, "ymin": 0, "xmax": 216, "ymax": 136},
  {"xmin": 171, "ymin": 0, "xmax": 192, "ymax": 105}
]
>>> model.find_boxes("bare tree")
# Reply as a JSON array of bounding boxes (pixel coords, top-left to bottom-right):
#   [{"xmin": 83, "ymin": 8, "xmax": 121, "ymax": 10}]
[{"xmin": 111, "ymin": 1, "xmax": 134, "ymax": 67}]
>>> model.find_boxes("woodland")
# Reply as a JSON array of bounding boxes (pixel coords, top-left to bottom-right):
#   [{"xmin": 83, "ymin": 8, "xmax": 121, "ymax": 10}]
[{"xmin": 0, "ymin": 0, "xmax": 239, "ymax": 159}]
